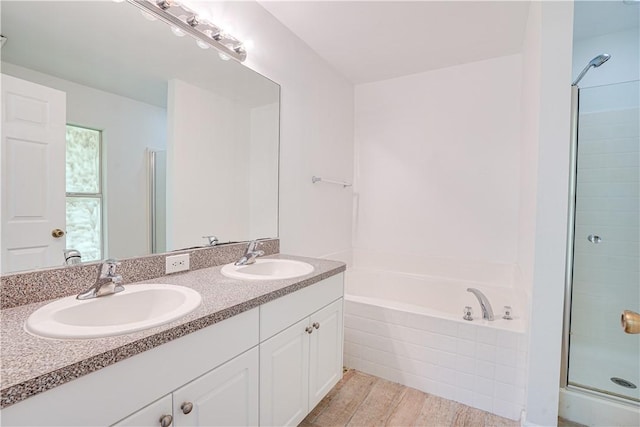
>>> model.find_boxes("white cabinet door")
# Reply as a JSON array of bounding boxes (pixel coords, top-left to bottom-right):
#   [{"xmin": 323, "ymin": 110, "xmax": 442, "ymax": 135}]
[
  {"xmin": 112, "ymin": 395, "xmax": 173, "ymax": 427},
  {"xmin": 260, "ymin": 317, "xmax": 310, "ymax": 427},
  {"xmin": 308, "ymin": 298, "xmax": 344, "ymax": 409},
  {"xmin": 1, "ymin": 73, "xmax": 67, "ymax": 273},
  {"xmin": 173, "ymin": 347, "xmax": 259, "ymax": 427}
]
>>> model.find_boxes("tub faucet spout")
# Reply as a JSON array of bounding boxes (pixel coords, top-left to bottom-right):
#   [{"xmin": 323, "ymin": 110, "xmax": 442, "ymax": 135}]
[{"xmin": 467, "ymin": 288, "xmax": 495, "ymax": 321}]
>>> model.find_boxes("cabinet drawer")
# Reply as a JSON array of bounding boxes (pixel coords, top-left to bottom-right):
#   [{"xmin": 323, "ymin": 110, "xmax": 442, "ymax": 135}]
[{"xmin": 260, "ymin": 273, "xmax": 343, "ymax": 341}]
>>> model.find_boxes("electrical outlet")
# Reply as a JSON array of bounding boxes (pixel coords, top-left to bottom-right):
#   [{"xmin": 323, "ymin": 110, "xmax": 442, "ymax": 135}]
[{"xmin": 165, "ymin": 254, "xmax": 190, "ymax": 274}]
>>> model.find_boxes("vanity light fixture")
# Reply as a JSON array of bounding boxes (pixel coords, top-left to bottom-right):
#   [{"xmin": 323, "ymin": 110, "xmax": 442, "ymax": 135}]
[{"xmin": 126, "ymin": 0, "xmax": 247, "ymax": 62}]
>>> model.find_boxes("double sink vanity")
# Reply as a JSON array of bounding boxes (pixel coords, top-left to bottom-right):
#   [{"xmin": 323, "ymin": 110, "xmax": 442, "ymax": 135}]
[{"xmin": 0, "ymin": 244, "xmax": 346, "ymax": 426}]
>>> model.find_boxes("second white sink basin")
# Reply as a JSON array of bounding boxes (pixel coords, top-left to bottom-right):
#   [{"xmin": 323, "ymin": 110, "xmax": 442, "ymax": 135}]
[
  {"xmin": 221, "ymin": 259, "xmax": 314, "ymax": 281},
  {"xmin": 25, "ymin": 284, "xmax": 202, "ymax": 340}
]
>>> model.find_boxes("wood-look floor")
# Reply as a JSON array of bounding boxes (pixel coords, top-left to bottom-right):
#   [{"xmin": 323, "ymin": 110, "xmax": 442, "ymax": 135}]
[{"xmin": 301, "ymin": 370, "xmax": 519, "ymax": 427}]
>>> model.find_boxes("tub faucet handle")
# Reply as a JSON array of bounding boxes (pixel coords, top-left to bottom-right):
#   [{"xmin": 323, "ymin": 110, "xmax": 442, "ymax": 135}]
[
  {"xmin": 463, "ymin": 306, "xmax": 473, "ymax": 321},
  {"xmin": 503, "ymin": 305, "xmax": 513, "ymax": 320}
]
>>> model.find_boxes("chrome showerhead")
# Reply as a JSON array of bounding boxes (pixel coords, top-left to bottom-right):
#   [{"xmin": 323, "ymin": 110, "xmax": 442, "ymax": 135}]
[
  {"xmin": 589, "ymin": 53, "xmax": 611, "ymax": 68},
  {"xmin": 572, "ymin": 54, "xmax": 611, "ymax": 86}
]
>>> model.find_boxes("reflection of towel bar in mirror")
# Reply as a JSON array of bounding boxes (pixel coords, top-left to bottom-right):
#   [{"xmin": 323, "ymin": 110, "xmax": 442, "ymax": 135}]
[{"xmin": 311, "ymin": 176, "xmax": 352, "ymax": 188}]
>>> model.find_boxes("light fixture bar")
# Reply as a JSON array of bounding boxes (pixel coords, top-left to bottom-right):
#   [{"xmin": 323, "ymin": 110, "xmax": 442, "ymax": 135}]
[{"xmin": 126, "ymin": 0, "xmax": 247, "ymax": 62}]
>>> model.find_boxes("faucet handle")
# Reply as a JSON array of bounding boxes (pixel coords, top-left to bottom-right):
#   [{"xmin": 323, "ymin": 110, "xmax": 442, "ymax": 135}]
[
  {"xmin": 247, "ymin": 240, "xmax": 262, "ymax": 252},
  {"xmin": 203, "ymin": 235, "xmax": 219, "ymax": 246},
  {"xmin": 100, "ymin": 259, "xmax": 121, "ymax": 277},
  {"xmin": 64, "ymin": 249, "xmax": 82, "ymax": 266}
]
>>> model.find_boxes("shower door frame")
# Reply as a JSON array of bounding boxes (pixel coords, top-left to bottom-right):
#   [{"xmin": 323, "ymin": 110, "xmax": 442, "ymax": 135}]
[{"xmin": 560, "ymin": 85, "xmax": 579, "ymax": 391}]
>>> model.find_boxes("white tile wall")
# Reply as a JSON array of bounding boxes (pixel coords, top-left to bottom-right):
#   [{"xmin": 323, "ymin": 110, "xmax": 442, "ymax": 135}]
[{"xmin": 344, "ymin": 300, "xmax": 526, "ymax": 420}]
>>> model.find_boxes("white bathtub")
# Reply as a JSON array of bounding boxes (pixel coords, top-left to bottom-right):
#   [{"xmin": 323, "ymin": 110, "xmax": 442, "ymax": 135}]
[{"xmin": 343, "ymin": 268, "xmax": 527, "ymax": 420}]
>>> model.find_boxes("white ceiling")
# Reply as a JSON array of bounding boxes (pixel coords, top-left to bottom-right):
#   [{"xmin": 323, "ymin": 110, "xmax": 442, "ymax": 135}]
[
  {"xmin": 259, "ymin": 1, "xmax": 532, "ymax": 84},
  {"xmin": 260, "ymin": 0, "xmax": 640, "ymax": 85}
]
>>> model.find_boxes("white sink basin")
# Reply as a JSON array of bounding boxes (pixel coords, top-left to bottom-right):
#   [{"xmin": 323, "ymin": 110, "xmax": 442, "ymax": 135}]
[
  {"xmin": 220, "ymin": 259, "xmax": 314, "ymax": 281},
  {"xmin": 25, "ymin": 284, "xmax": 201, "ymax": 339}
]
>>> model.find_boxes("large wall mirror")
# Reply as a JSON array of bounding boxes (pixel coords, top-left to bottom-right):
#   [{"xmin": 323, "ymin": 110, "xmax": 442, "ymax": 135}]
[{"xmin": 0, "ymin": 1, "xmax": 280, "ymax": 274}]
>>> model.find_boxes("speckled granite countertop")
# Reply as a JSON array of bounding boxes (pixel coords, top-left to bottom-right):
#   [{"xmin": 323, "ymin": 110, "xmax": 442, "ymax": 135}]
[{"xmin": 0, "ymin": 254, "xmax": 345, "ymax": 409}]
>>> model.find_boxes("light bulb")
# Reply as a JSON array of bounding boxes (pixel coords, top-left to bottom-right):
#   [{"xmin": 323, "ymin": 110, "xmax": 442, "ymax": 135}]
[
  {"xmin": 196, "ymin": 39, "xmax": 210, "ymax": 49},
  {"xmin": 171, "ymin": 26, "xmax": 185, "ymax": 37},
  {"xmin": 218, "ymin": 52, "xmax": 230, "ymax": 61}
]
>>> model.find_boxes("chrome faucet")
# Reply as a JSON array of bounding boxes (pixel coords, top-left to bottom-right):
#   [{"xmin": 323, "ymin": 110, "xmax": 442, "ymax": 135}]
[
  {"xmin": 77, "ymin": 259, "xmax": 124, "ymax": 300},
  {"xmin": 64, "ymin": 249, "xmax": 82, "ymax": 266},
  {"xmin": 467, "ymin": 288, "xmax": 495, "ymax": 321},
  {"xmin": 234, "ymin": 240, "xmax": 265, "ymax": 266},
  {"xmin": 203, "ymin": 235, "xmax": 219, "ymax": 246}
]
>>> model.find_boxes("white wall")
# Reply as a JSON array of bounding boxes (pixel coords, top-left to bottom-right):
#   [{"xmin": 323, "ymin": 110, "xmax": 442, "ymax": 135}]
[
  {"xmin": 249, "ymin": 103, "xmax": 280, "ymax": 240},
  {"xmin": 522, "ymin": 2, "xmax": 575, "ymax": 425},
  {"xmin": 186, "ymin": 1, "xmax": 355, "ymax": 259},
  {"xmin": 352, "ymin": 54, "xmax": 522, "ymax": 286},
  {"xmin": 573, "ymin": 28, "xmax": 640, "ymax": 88},
  {"xmin": 167, "ymin": 79, "xmax": 252, "ymax": 250},
  {"xmin": 0, "ymin": 62, "xmax": 166, "ymax": 261},
  {"xmin": 516, "ymin": 2, "xmax": 541, "ymax": 301}
]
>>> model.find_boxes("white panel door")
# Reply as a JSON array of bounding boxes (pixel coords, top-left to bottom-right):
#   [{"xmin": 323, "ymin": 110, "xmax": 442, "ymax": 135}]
[
  {"xmin": 308, "ymin": 299, "xmax": 343, "ymax": 409},
  {"xmin": 173, "ymin": 347, "xmax": 259, "ymax": 427},
  {"xmin": 1, "ymin": 74, "xmax": 66, "ymax": 273},
  {"xmin": 260, "ymin": 317, "xmax": 310, "ymax": 427},
  {"xmin": 112, "ymin": 394, "xmax": 173, "ymax": 427}
]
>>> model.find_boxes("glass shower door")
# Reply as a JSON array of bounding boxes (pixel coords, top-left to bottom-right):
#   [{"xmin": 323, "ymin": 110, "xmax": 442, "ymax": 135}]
[{"xmin": 568, "ymin": 79, "xmax": 640, "ymax": 401}]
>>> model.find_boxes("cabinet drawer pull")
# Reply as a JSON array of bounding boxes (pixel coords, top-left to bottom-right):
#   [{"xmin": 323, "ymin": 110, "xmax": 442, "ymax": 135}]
[
  {"xmin": 159, "ymin": 414, "xmax": 173, "ymax": 427},
  {"xmin": 313, "ymin": 322, "xmax": 320, "ymax": 329},
  {"xmin": 181, "ymin": 402, "xmax": 193, "ymax": 414},
  {"xmin": 305, "ymin": 326, "xmax": 313, "ymax": 334}
]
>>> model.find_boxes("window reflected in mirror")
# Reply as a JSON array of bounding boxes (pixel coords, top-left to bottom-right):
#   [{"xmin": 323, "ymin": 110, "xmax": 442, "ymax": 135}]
[{"xmin": 65, "ymin": 125, "xmax": 103, "ymax": 263}]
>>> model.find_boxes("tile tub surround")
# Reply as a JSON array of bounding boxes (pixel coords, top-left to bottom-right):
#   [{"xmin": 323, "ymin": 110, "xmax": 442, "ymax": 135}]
[
  {"xmin": 343, "ymin": 299, "xmax": 527, "ymax": 420},
  {"xmin": 0, "ymin": 239, "xmax": 279, "ymax": 309},
  {"xmin": 0, "ymin": 253, "xmax": 345, "ymax": 408}
]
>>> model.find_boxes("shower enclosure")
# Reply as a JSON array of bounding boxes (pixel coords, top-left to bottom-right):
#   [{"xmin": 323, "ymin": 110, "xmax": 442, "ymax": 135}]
[{"xmin": 564, "ymin": 71, "xmax": 640, "ymax": 403}]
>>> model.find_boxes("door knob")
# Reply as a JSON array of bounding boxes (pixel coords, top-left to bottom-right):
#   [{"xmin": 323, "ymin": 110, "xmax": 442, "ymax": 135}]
[
  {"xmin": 51, "ymin": 228, "xmax": 65, "ymax": 238},
  {"xmin": 159, "ymin": 414, "xmax": 173, "ymax": 427},
  {"xmin": 181, "ymin": 402, "xmax": 193, "ymax": 414},
  {"xmin": 305, "ymin": 326, "xmax": 313, "ymax": 334},
  {"xmin": 621, "ymin": 310, "xmax": 640, "ymax": 334},
  {"xmin": 313, "ymin": 322, "xmax": 320, "ymax": 329}
]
